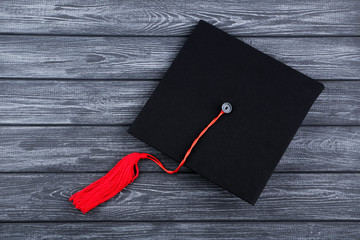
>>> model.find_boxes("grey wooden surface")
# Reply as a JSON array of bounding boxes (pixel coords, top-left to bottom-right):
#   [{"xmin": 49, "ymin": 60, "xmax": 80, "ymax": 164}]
[
  {"xmin": 0, "ymin": 0, "xmax": 359, "ymax": 239},
  {"xmin": 0, "ymin": 37, "xmax": 359, "ymax": 79}
]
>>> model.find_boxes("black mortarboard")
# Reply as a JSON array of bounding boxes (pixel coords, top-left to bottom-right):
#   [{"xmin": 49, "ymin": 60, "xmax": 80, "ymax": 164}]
[
  {"xmin": 128, "ymin": 20, "xmax": 324, "ymax": 204},
  {"xmin": 70, "ymin": 20, "xmax": 324, "ymax": 213}
]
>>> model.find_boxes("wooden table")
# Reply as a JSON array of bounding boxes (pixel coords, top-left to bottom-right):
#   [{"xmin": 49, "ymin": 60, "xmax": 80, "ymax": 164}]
[{"xmin": 0, "ymin": 0, "xmax": 359, "ymax": 239}]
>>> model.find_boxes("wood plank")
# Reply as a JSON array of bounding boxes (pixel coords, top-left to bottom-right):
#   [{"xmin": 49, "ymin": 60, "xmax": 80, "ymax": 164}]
[
  {"xmin": 1, "ymin": 0, "xmax": 359, "ymax": 36},
  {"xmin": 0, "ymin": 126, "xmax": 358, "ymax": 172},
  {"xmin": 0, "ymin": 36, "xmax": 358, "ymax": 79},
  {"xmin": 0, "ymin": 80, "xmax": 359, "ymax": 125},
  {"xmin": 0, "ymin": 173, "xmax": 359, "ymax": 221},
  {"xmin": 1, "ymin": 222, "xmax": 359, "ymax": 239}
]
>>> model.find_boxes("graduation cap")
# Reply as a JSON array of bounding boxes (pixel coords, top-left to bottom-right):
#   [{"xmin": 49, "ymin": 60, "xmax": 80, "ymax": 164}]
[{"xmin": 70, "ymin": 20, "xmax": 324, "ymax": 213}]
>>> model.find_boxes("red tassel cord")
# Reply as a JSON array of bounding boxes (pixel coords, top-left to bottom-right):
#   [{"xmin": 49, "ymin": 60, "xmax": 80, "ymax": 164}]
[{"xmin": 70, "ymin": 110, "xmax": 225, "ymax": 213}]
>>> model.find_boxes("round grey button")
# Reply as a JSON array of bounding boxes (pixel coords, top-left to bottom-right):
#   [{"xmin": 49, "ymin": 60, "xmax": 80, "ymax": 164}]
[{"xmin": 222, "ymin": 102, "xmax": 232, "ymax": 113}]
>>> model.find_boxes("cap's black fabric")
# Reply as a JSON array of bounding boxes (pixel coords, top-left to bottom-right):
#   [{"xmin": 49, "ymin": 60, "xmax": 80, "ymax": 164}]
[{"xmin": 128, "ymin": 20, "xmax": 324, "ymax": 204}]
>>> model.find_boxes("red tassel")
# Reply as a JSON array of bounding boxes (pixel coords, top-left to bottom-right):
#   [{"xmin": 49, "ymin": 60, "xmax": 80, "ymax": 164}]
[
  {"xmin": 70, "ymin": 110, "xmax": 225, "ymax": 213},
  {"xmin": 69, "ymin": 152, "xmax": 147, "ymax": 214}
]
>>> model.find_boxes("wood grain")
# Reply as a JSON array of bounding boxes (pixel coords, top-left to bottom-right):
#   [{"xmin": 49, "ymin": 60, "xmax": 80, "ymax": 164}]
[
  {"xmin": 1, "ymin": 0, "xmax": 359, "ymax": 36},
  {"xmin": 0, "ymin": 36, "xmax": 359, "ymax": 79},
  {"xmin": 0, "ymin": 80, "xmax": 359, "ymax": 125},
  {"xmin": 1, "ymin": 222, "xmax": 359, "ymax": 240},
  {"xmin": 0, "ymin": 126, "xmax": 358, "ymax": 172},
  {"xmin": 1, "ymin": 173, "xmax": 360, "ymax": 221},
  {"xmin": 1, "ymin": 0, "xmax": 359, "ymax": 237}
]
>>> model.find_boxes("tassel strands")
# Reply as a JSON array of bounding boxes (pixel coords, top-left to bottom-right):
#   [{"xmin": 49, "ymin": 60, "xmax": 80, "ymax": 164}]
[{"xmin": 69, "ymin": 152, "xmax": 146, "ymax": 214}]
